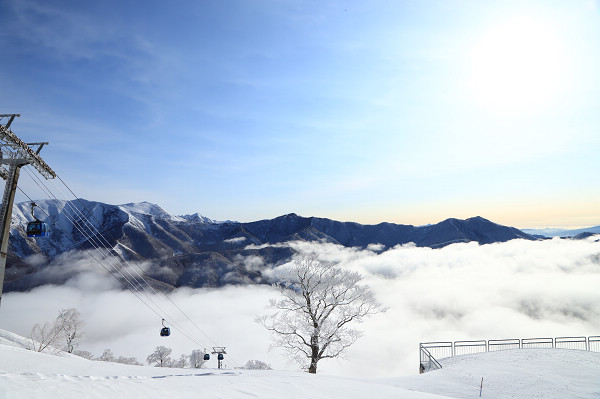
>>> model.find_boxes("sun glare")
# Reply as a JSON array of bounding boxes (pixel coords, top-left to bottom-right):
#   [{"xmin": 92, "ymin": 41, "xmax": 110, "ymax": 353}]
[{"xmin": 468, "ymin": 16, "xmax": 568, "ymax": 115}]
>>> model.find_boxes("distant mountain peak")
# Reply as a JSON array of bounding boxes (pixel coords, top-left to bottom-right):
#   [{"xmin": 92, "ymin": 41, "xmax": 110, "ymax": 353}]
[
  {"xmin": 119, "ymin": 202, "xmax": 170, "ymax": 217},
  {"xmin": 274, "ymin": 213, "xmax": 301, "ymax": 220},
  {"xmin": 467, "ymin": 216, "xmax": 488, "ymax": 222},
  {"xmin": 178, "ymin": 213, "xmax": 217, "ymax": 224}
]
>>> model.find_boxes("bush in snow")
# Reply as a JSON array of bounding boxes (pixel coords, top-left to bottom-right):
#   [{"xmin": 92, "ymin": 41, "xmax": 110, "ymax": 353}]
[{"xmin": 240, "ymin": 360, "xmax": 273, "ymax": 370}]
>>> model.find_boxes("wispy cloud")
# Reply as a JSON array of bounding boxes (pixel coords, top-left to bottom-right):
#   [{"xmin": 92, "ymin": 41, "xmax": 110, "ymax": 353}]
[{"xmin": 7, "ymin": 0, "xmax": 155, "ymax": 65}]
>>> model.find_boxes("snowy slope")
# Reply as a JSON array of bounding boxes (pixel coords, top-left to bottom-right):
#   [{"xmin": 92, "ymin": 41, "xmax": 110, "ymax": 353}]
[
  {"xmin": 390, "ymin": 349, "xmax": 600, "ymax": 398},
  {"xmin": 0, "ymin": 329, "xmax": 599, "ymax": 398},
  {"xmin": 0, "ymin": 334, "xmax": 448, "ymax": 399},
  {"xmin": 9, "ymin": 199, "xmax": 219, "ymax": 258}
]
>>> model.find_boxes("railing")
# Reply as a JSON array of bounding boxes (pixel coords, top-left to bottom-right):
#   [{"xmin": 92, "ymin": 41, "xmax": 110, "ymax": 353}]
[
  {"xmin": 419, "ymin": 344, "xmax": 442, "ymax": 374},
  {"xmin": 454, "ymin": 340, "xmax": 487, "ymax": 356},
  {"xmin": 521, "ymin": 337, "xmax": 554, "ymax": 349},
  {"xmin": 419, "ymin": 335, "xmax": 599, "ymax": 373},
  {"xmin": 488, "ymin": 338, "xmax": 520, "ymax": 351},
  {"xmin": 588, "ymin": 336, "xmax": 600, "ymax": 352}
]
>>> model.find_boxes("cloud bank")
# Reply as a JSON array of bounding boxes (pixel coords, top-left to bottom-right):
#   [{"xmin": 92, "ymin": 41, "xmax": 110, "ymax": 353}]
[{"xmin": 1, "ymin": 236, "xmax": 599, "ymax": 377}]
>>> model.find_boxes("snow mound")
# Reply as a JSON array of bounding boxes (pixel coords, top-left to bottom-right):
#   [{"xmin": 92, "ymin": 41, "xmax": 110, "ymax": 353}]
[
  {"xmin": 388, "ymin": 348, "xmax": 600, "ymax": 399},
  {"xmin": 0, "ymin": 329, "xmax": 32, "ymax": 349},
  {"xmin": 0, "ymin": 340, "xmax": 448, "ymax": 399}
]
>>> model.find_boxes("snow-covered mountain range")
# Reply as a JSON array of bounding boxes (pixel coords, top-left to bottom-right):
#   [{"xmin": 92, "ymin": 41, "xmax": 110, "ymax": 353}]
[{"xmin": 4, "ymin": 198, "xmax": 579, "ymax": 292}]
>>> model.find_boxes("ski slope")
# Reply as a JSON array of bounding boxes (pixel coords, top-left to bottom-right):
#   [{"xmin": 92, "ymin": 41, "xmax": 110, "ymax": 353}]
[{"xmin": 1, "ymin": 330, "xmax": 599, "ymax": 398}]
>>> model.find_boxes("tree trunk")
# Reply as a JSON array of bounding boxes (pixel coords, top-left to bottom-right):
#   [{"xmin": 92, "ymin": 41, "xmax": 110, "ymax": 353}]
[
  {"xmin": 309, "ymin": 337, "xmax": 319, "ymax": 374},
  {"xmin": 308, "ymin": 356, "xmax": 318, "ymax": 374}
]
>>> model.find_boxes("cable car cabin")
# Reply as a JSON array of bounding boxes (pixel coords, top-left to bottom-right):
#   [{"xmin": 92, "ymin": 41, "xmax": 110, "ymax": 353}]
[
  {"xmin": 160, "ymin": 327, "xmax": 170, "ymax": 337},
  {"xmin": 203, "ymin": 354, "xmax": 210, "ymax": 361},
  {"xmin": 27, "ymin": 221, "xmax": 49, "ymax": 237},
  {"xmin": 218, "ymin": 354, "xmax": 224, "ymax": 361}
]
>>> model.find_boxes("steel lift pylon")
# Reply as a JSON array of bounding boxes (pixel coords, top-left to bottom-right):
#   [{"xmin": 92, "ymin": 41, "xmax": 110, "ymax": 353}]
[{"xmin": 0, "ymin": 114, "xmax": 56, "ymax": 306}]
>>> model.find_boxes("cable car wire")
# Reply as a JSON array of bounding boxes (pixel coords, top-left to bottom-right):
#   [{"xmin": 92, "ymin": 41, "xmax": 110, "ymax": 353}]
[
  {"xmin": 49, "ymin": 172, "xmax": 223, "ymax": 348},
  {"xmin": 22, "ymin": 173, "xmax": 213, "ymax": 350},
  {"xmin": 20, "ymin": 166, "xmax": 231, "ymax": 359},
  {"xmin": 47, "ymin": 176, "xmax": 221, "ymax": 348},
  {"xmin": 18, "ymin": 186, "xmax": 168, "ymax": 322},
  {"xmin": 23, "ymin": 170, "xmax": 205, "ymax": 343}
]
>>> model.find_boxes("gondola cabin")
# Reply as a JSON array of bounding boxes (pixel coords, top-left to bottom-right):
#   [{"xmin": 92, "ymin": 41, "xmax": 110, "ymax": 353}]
[
  {"xmin": 27, "ymin": 221, "xmax": 48, "ymax": 237},
  {"xmin": 204, "ymin": 354, "xmax": 210, "ymax": 361},
  {"xmin": 160, "ymin": 327, "xmax": 170, "ymax": 337},
  {"xmin": 218, "ymin": 353, "xmax": 224, "ymax": 361}
]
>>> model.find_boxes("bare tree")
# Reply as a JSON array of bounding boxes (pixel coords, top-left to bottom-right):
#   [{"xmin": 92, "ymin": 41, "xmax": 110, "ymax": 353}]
[
  {"xmin": 256, "ymin": 255, "xmax": 386, "ymax": 374},
  {"xmin": 29, "ymin": 308, "xmax": 86, "ymax": 354},
  {"xmin": 147, "ymin": 346, "xmax": 173, "ymax": 367},
  {"xmin": 56, "ymin": 308, "xmax": 85, "ymax": 353},
  {"xmin": 189, "ymin": 349, "xmax": 208, "ymax": 368},
  {"xmin": 97, "ymin": 349, "xmax": 115, "ymax": 362},
  {"xmin": 29, "ymin": 320, "xmax": 62, "ymax": 353}
]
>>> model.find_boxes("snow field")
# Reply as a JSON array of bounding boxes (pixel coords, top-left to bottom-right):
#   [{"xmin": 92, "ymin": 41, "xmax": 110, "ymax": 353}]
[{"xmin": 1, "ymin": 328, "xmax": 599, "ymax": 399}]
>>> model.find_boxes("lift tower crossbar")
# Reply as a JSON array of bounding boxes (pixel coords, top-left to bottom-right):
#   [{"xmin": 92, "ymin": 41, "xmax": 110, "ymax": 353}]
[{"xmin": 0, "ymin": 114, "xmax": 56, "ymax": 306}]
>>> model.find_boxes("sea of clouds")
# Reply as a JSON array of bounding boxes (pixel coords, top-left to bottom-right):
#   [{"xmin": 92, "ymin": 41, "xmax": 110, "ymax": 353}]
[{"xmin": 1, "ymin": 235, "xmax": 599, "ymax": 377}]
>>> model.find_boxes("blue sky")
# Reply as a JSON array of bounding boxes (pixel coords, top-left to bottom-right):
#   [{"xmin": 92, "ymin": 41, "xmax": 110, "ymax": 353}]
[{"xmin": 1, "ymin": 0, "xmax": 599, "ymax": 228}]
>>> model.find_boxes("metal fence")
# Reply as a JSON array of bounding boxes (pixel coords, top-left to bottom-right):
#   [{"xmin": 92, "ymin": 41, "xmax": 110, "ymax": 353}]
[
  {"xmin": 419, "ymin": 345, "xmax": 442, "ymax": 374},
  {"xmin": 589, "ymin": 336, "xmax": 600, "ymax": 352},
  {"xmin": 419, "ymin": 335, "xmax": 600, "ymax": 373}
]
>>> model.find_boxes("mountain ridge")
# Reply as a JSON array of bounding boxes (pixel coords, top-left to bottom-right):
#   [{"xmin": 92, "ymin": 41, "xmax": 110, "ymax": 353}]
[
  {"xmin": 4, "ymin": 199, "xmax": 547, "ymax": 292},
  {"xmin": 522, "ymin": 225, "xmax": 600, "ymax": 237}
]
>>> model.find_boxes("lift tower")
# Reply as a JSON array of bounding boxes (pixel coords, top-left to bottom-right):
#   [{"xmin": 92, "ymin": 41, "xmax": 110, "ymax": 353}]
[
  {"xmin": 0, "ymin": 114, "xmax": 56, "ymax": 306},
  {"xmin": 212, "ymin": 347, "xmax": 226, "ymax": 369}
]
